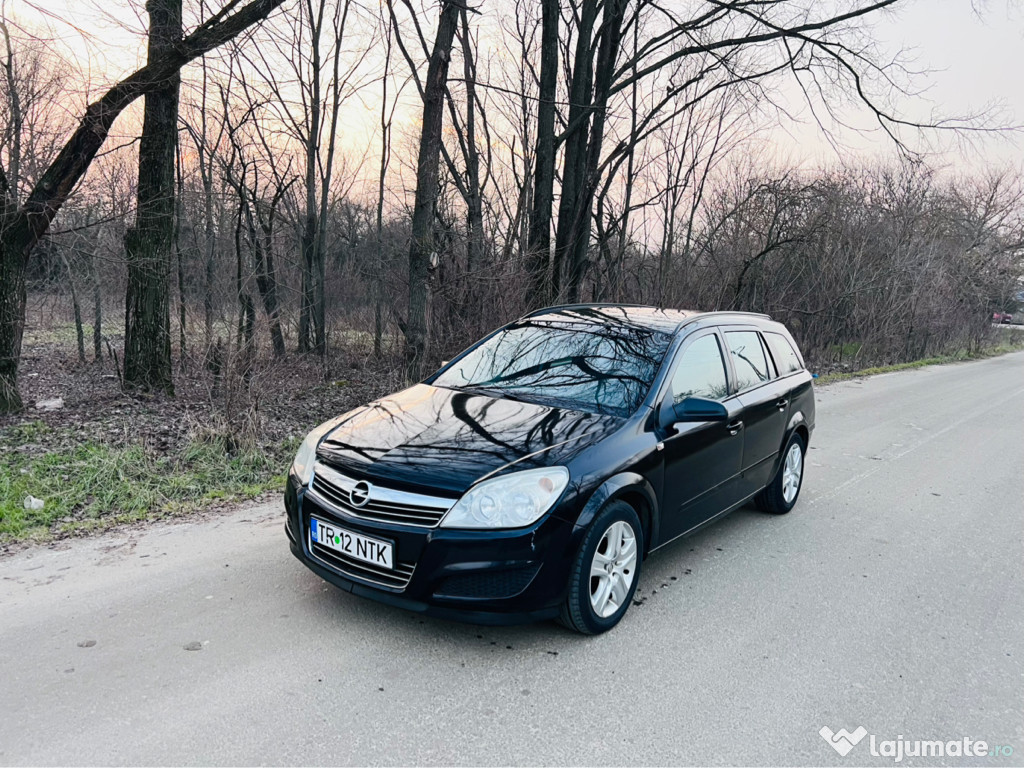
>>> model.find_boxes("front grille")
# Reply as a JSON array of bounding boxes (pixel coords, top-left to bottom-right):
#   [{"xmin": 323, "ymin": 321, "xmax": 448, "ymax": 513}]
[
  {"xmin": 309, "ymin": 538, "xmax": 416, "ymax": 590},
  {"xmin": 433, "ymin": 565, "xmax": 541, "ymax": 600},
  {"xmin": 310, "ymin": 462, "xmax": 456, "ymax": 528}
]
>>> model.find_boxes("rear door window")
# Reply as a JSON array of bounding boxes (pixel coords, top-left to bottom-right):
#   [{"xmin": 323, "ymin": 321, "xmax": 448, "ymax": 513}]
[
  {"xmin": 758, "ymin": 334, "xmax": 778, "ymax": 379},
  {"xmin": 725, "ymin": 331, "xmax": 771, "ymax": 392},
  {"xmin": 764, "ymin": 332, "xmax": 803, "ymax": 375}
]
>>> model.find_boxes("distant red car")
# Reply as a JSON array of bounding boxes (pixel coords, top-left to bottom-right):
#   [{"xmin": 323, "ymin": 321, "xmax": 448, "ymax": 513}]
[{"xmin": 993, "ymin": 312, "xmax": 1013, "ymax": 324}]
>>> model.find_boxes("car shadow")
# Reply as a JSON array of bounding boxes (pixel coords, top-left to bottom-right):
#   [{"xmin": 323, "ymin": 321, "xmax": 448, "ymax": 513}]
[
  {"xmin": 631, "ymin": 503, "xmax": 774, "ymax": 600},
  {"xmin": 297, "ymin": 501, "xmax": 777, "ymax": 649}
]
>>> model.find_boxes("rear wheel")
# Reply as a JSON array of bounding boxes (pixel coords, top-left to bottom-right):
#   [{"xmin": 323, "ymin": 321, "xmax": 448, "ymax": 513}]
[
  {"xmin": 756, "ymin": 432, "xmax": 806, "ymax": 514},
  {"xmin": 559, "ymin": 500, "xmax": 643, "ymax": 635}
]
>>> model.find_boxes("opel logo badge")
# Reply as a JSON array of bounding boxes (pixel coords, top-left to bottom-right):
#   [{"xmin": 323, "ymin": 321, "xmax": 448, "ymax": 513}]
[{"xmin": 349, "ymin": 481, "xmax": 372, "ymax": 508}]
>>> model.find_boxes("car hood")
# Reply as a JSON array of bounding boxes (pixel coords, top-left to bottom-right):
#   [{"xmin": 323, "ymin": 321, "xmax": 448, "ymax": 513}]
[{"xmin": 316, "ymin": 384, "xmax": 624, "ymax": 495}]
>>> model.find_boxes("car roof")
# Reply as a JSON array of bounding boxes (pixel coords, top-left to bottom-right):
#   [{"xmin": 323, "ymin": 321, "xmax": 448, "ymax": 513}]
[{"xmin": 522, "ymin": 303, "xmax": 770, "ymax": 335}]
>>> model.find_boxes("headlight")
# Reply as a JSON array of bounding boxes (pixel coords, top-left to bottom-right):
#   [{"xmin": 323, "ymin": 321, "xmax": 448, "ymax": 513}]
[
  {"xmin": 440, "ymin": 467, "xmax": 570, "ymax": 529},
  {"xmin": 291, "ymin": 417, "xmax": 345, "ymax": 486}
]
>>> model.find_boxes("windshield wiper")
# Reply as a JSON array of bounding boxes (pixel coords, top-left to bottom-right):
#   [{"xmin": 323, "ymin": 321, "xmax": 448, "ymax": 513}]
[
  {"xmin": 448, "ymin": 385, "xmax": 604, "ymax": 414},
  {"xmin": 448, "ymin": 385, "xmax": 528, "ymax": 402}
]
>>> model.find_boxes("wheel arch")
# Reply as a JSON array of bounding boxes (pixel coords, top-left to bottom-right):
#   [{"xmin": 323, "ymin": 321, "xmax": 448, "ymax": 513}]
[
  {"xmin": 572, "ymin": 472, "xmax": 660, "ymax": 557},
  {"xmin": 765, "ymin": 413, "xmax": 810, "ymax": 483},
  {"xmin": 785, "ymin": 409, "xmax": 811, "ymax": 449}
]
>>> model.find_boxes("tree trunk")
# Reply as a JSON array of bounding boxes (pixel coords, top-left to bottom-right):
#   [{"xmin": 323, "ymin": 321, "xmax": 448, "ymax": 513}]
[
  {"xmin": 298, "ymin": 210, "xmax": 318, "ymax": 353},
  {"xmin": 234, "ymin": 198, "xmax": 246, "ymax": 351},
  {"xmin": 123, "ymin": 0, "xmax": 182, "ymax": 394},
  {"xmin": 0, "ymin": 235, "xmax": 27, "ymax": 411},
  {"xmin": 314, "ymin": 220, "xmax": 326, "ymax": 354},
  {"xmin": 526, "ymin": 0, "xmax": 558, "ymax": 306},
  {"xmin": 200, "ymin": 66, "xmax": 216, "ymax": 352},
  {"xmin": 557, "ymin": 0, "xmax": 625, "ymax": 303},
  {"xmin": 297, "ymin": 0, "xmax": 324, "ymax": 355},
  {"xmin": 203, "ymin": 183, "xmax": 216, "ymax": 351},
  {"xmin": 613, "ymin": 19, "xmax": 641, "ymax": 304},
  {"xmin": 255, "ymin": 241, "xmax": 286, "ymax": 358},
  {"xmin": 233, "ymin": 197, "xmax": 256, "ymax": 377},
  {"xmin": 405, "ymin": 0, "xmax": 460, "ymax": 382},
  {"xmin": 177, "ymin": 234, "xmax": 187, "ymax": 362},
  {"xmin": 309, "ymin": 0, "xmax": 351, "ymax": 357},
  {"xmin": 459, "ymin": 8, "xmax": 484, "ymax": 278},
  {"xmin": 89, "ymin": 249, "xmax": 102, "ymax": 361},
  {"xmin": 61, "ymin": 253, "xmax": 86, "ymax": 363},
  {"xmin": 552, "ymin": 0, "xmax": 597, "ymax": 301},
  {"xmin": 175, "ymin": 157, "xmax": 188, "ymax": 365},
  {"xmin": 0, "ymin": 19, "xmax": 25, "ymax": 410},
  {"xmin": 374, "ymin": 15, "xmax": 392, "ymax": 360},
  {"xmin": 250, "ymin": 200, "xmax": 286, "ymax": 358},
  {"xmin": 1, "ymin": 18, "xmax": 22, "ymax": 207}
]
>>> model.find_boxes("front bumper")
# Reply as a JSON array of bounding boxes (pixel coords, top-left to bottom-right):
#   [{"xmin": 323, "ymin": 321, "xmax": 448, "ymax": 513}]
[{"xmin": 285, "ymin": 476, "xmax": 576, "ymax": 625}]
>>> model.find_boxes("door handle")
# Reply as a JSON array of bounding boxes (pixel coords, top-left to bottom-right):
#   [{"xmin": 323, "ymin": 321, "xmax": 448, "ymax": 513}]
[
  {"xmin": 727, "ymin": 420, "xmax": 743, "ymax": 435},
  {"xmin": 776, "ymin": 398, "xmax": 788, "ymax": 411}
]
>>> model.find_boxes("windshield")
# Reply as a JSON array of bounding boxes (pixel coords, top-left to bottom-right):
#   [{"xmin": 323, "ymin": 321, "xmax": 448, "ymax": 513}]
[{"xmin": 431, "ymin": 321, "xmax": 672, "ymax": 416}]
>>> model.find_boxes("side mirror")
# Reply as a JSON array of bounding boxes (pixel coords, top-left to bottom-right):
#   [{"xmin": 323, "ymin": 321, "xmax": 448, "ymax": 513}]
[{"xmin": 672, "ymin": 396, "xmax": 728, "ymax": 423}]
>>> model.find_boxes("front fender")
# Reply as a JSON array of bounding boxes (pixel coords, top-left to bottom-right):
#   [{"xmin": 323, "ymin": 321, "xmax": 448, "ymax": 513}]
[{"xmin": 571, "ymin": 471, "xmax": 660, "ymax": 555}]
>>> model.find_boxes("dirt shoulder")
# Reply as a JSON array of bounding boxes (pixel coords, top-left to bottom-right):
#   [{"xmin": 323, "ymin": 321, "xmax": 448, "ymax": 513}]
[{"xmin": 1, "ymin": 328, "xmax": 400, "ymax": 549}]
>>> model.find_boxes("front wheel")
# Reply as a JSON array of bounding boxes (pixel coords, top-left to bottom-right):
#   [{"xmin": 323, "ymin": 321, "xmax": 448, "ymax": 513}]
[
  {"xmin": 559, "ymin": 501, "xmax": 643, "ymax": 635},
  {"xmin": 756, "ymin": 432, "xmax": 806, "ymax": 514}
]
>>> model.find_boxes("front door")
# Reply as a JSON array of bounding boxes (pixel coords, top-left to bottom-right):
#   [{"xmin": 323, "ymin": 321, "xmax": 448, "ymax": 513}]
[{"xmin": 658, "ymin": 331, "xmax": 745, "ymax": 542}]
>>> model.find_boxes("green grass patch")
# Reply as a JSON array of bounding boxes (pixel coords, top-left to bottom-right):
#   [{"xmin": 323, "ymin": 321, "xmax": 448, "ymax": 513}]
[
  {"xmin": 815, "ymin": 340, "xmax": 1024, "ymax": 386},
  {"xmin": 1, "ymin": 426, "xmax": 296, "ymax": 542},
  {"xmin": 22, "ymin": 322, "xmax": 96, "ymax": 347},
  {"xmin": 828, "ymin": 341, "xmax": 863, "ymax": 359}
]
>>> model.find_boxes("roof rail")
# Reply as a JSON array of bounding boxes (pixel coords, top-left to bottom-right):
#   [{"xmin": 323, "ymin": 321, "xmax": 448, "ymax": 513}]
[
  {"xmin": 687, "ymin": 310, "xmax": 771, "ymax": 320},
  {"xmin": 517, "ymin": 303, "xmax": 772, "ymax": 333},
  {"xmin": 520, "ymin": 302, "xmax": 651, "ymax": 319},
  {"xmin": 674, "ymin": 310, "xmax": 771, "ymax": 332}
]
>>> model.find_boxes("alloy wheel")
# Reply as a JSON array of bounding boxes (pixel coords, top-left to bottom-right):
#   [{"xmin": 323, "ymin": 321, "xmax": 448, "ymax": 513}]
[
  {"xmin": 589, "ymin": 520, "xmax": 638, "ymax": 618},
  {"xmin": 782, "ymin": 442, "xmax": 803, "ymax": 504}
]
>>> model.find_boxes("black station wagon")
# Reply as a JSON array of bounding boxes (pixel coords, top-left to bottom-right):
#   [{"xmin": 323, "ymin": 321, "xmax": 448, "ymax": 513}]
[{"xmin": 286, "ymin": 304, "xmax": 815, "ymax": 633}]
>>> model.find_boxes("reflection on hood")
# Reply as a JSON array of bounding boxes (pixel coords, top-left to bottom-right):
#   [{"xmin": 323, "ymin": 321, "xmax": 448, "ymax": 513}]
[{"xmin": 316, "ymin": 384, "xmax": 625, "ymax": 494}]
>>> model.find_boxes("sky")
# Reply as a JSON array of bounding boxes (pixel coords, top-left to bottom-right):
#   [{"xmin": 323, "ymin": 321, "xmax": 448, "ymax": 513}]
[
  {"xmin": 4, "ymin": 0, "xmax": 1023, "ymax": 175},
  {"xmin": 768, "ymin": 0, "xmax": 1024, "ymax": 168}
]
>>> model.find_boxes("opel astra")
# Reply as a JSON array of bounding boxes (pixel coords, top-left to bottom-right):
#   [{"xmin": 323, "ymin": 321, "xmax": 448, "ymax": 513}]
[{"xmin": 285, "ymin": 304, "xmax": 815, "ymax": 633}]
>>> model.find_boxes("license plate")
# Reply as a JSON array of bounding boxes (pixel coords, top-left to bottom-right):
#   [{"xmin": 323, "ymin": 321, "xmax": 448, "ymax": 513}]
[{"xmin": 310, "ymin": 518, "xmax": 394, "ymax": 569}]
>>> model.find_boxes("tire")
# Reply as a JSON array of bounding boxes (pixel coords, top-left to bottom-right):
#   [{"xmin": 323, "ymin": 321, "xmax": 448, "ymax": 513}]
[
  {"xmin": 755, "ymin": 432, "xmax": 806, "ymax": 514},
  {"xmin": 559, "ymin": 500, "xmax": 643, "ymax": 635}
]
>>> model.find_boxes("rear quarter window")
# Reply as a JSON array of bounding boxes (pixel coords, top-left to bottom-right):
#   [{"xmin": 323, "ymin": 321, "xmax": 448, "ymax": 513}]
[{"xmin": 764, "ymin": 332, "xmax": 803, "ymax": 375}]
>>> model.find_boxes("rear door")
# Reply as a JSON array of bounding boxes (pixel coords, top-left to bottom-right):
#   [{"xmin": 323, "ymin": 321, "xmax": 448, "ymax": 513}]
[
  {"xmin": 658, "ymin": 330, "xmax": 745, "ymax": 541},
  {"xmin": 724, "ymin": 329, "xmax": 791, "ymax": 498}
]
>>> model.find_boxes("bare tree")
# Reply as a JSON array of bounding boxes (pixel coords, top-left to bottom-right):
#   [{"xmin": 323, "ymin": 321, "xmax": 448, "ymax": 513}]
[
  {"xmin": 0, "ymin": 13, "xmax": 21, "ymax": 208},
  {"xmin": 123, "ymin": 0, "xmax": 184, "ymax": 394},
  {"xmin": 519, "ymin": 0, "xmax": 981, "ymax": 303},
  {"xmin": 524, "ymin": 0, "xmax": 558, "ymax": 305},
  {"xmin": 217, "ymin": 81, "xmax": 294, "ymax": 359},
  {"xmin": 401, "ymin": 0, "xmax": 460, "ymax": 380},
  {"xmin": 373, "ymin": 6, "xmax": 398, "ymax": 358},
  {"xmin": 0, "ymin": 0, "xmax": 287, "ymax": 413},
  {"xmin": 180, "ymin": 50, "xmax": 231, "ymax": 352}
]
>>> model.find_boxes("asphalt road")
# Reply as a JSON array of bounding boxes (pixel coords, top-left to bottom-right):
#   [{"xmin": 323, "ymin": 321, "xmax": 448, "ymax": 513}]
[{"xmin": 2, "ymin": 352, "xmax": 1023, "ymax": 767}]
